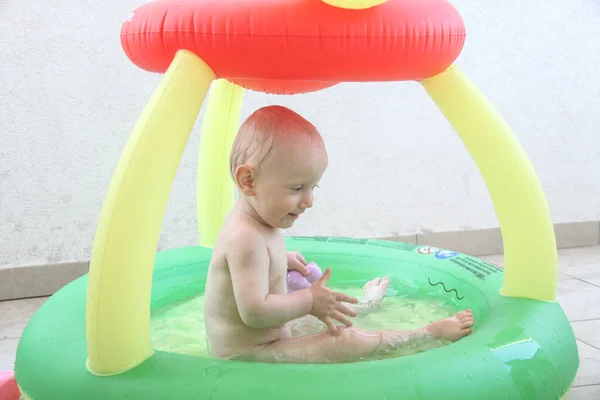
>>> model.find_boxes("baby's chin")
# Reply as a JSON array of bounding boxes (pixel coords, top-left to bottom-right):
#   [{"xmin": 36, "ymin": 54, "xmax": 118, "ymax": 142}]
[
  {"xmin": 254, "ymin": 216, "xmax": 293, "ymax": 229},
  {"xmin": 275, "ymin": 213, "xmax": 300, "ymax": 229}
]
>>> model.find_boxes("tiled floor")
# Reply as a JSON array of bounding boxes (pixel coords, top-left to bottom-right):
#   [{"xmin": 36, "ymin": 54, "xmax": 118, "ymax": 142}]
[{"xmin": 1, "ymin": 247, "xmax": 599, "ymax": 399}]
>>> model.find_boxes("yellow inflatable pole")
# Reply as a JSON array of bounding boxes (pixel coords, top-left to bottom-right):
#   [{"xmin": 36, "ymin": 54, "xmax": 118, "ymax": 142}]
[
  {"xmin": 86, "ymin": 50, "xmax": 215, "ymax": 376},
  {"xmin": 421, "ymin": 64, "xmax": 558, "ymax": 302},
  {"xmin": 197, "ymin": 79, "xmax": 244, "ymax": 248}
]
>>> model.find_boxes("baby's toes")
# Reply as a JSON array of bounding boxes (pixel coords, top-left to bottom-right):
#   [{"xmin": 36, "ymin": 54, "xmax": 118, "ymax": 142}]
[
  {"xmin": 366, "ymin": 278, "xmax": 380, "ymax": 288},
  {"xmin": 458, "ymin": 313, "xmax": 474, "ymax": 328},
  {"xmin": 462, "ymin": 318, "xmax": 475, "ymax": 328},
  {"xmin": 455, "ymin": 310, "xmax": 473, "ymax": 322}
]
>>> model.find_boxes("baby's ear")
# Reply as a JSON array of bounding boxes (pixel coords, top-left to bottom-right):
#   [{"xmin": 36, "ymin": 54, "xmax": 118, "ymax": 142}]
[{"xmin": 234, "ymin": 165, "xmax": 256, "ymax": 195}]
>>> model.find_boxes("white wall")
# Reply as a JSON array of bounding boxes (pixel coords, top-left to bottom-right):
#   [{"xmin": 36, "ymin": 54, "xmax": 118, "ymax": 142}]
[{"xmin": 1, "ymin": 0, "xmax": 599, "ymax": 266}]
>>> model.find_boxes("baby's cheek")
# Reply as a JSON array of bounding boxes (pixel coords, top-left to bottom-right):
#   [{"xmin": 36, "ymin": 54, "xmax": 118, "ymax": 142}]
[{"xmin": 288, "ymin": 196, "xmax": 301, "ymax": 208}]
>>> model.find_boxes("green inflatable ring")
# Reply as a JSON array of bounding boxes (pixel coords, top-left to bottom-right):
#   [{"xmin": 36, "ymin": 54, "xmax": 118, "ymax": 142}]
[{"xmin": 15, "ymin": 237, "xmax": 578, "ymax": 400}]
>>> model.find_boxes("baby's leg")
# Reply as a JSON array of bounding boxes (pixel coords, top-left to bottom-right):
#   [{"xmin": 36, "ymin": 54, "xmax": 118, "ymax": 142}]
[
  {"xmin": 352, "ymin": 277, "xmax": 390, "ymax": 315},
  {"xmin": 238, "ymin": 310, "xmax": 474, "ymax": 364}
]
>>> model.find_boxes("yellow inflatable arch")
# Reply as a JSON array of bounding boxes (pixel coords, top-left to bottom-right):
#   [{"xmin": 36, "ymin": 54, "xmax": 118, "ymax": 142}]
[
  {"xmin": 85, "ymin": 49, "xmax": 558, "ymax": 376},
  {"xmin": 85, "ymin": 0, "xmax": 557, "ymax": 377}
]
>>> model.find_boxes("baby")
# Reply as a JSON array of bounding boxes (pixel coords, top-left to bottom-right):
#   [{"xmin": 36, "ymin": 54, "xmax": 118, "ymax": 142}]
[{"xmin": 203, "ymin": 105, "xmax": 474, "ymax": 363}]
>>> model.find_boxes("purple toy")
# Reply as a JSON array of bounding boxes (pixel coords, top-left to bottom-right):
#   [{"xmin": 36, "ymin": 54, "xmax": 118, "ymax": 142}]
[{"xmin": 287, "ymin": 262, "xmax": 323, "ymax": 293}]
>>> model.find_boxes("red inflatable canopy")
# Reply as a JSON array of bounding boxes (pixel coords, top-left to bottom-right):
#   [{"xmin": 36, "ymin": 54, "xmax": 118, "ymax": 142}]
[{"xmin": 121, "ymin": 0, "xmax": 465, "ymax": 94}]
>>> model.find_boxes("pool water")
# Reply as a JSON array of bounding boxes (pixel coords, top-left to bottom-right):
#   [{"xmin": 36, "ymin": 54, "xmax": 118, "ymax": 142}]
[{"xmin": 150, "ymin": 286, "xmax": 457, "ymax": 361}]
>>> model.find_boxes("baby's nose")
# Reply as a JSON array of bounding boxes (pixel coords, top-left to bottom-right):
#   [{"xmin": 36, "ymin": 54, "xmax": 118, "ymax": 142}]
[{"xmin": 300, "ymin": 192, "xmax": 314, "ymax": 209}]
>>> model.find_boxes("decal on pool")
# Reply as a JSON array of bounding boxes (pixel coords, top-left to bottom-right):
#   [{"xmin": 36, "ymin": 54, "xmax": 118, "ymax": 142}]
[{"xmin": 427, "ymin": 278, "xmax": 465, "ymax": 300}]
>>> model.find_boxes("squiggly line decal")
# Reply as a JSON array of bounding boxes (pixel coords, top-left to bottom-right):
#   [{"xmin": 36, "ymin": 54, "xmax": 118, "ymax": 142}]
[{"xmin": 428, "ymin": 278, "xmax": 464, "ymax": 300}]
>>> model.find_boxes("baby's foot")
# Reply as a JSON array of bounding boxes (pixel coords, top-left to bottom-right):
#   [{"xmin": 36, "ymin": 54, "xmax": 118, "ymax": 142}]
[
  {"xmin": 363, "ymin": 277, "xmax": 390, "ymax": 304},
  {"xmin": 426, "ymin": 309, "xmax": 474, "ymax": 342}
]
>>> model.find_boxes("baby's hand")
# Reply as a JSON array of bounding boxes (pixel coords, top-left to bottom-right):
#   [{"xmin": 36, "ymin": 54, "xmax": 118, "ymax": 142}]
[
  {"xmin": 308, "ymin": 268, "xmax": 359, "ymax": 335},
  {"xmin": 287, "ymin": 251, "xmax": 309, "ymax": 275}
]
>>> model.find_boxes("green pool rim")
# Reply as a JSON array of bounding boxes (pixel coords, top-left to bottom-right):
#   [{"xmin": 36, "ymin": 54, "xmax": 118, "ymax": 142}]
[{"xmin": 14, "ymin": 237, "xmax": 579, "ymax": 400}]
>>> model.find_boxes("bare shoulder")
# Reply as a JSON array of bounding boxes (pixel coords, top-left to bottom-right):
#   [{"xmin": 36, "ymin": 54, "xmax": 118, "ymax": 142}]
[{"xmin": 218, "ymin": 219, "xmax": 268, "ymax": 264}]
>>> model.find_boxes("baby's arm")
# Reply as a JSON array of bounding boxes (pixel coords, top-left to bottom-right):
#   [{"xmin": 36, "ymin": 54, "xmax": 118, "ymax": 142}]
[{"xmin": 227, "ymin": 233, "xmax": 314, "ymax": 329}]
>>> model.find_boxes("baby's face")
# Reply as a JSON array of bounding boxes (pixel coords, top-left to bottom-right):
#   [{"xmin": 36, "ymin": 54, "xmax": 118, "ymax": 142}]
[{"xmin": 252, "ymin": 137, "xmax": 328, "ymax": 229}]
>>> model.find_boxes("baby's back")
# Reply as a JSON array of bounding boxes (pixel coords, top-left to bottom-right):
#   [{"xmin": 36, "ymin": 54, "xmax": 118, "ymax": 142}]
[{"xmin": 203, "ymin": 214, "xmax": 290, "ymax": 358}]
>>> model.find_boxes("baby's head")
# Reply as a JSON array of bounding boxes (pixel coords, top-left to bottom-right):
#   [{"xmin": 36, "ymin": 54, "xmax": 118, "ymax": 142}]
[{"xmin": 230, "ymin": 105, "xmax": 328, "ymax": 229}]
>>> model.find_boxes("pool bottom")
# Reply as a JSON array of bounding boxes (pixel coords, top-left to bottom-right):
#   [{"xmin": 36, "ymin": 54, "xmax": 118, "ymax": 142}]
[{"xmin": 150, "ymin": 286, "xmax": 457, "ymax": 361}]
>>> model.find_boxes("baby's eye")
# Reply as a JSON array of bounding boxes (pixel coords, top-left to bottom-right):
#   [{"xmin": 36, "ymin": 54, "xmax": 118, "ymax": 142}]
[{"xmin": 293, "ymin": 187, "xmax": 302, "ymax": 192}]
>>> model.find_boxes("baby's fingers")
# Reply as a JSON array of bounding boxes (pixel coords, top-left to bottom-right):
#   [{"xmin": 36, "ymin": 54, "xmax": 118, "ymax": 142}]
[
  {"xmin": 296, "ymin": 253, "xmax": 307, "ymax": 265},
  {"xmin": 335, "ymin": 292, "xmax": 359, "ymax": 305},
  {"xmin": 336, "ymin": 302, "xmax": 357, "ymax": 318},
  {"xmin": 321, "ymin": 317, "xmax": 338, "ymax": 335},
  {"xmin": 289, "ymin": 259, "xmax": 310, "ymax": 275},
  {"xmin": 332, "ymin": 311, "xmax": 353, "ymax": 328}
]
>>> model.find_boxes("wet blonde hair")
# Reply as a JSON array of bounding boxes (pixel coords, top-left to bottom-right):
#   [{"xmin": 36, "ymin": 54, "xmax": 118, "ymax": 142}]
[{"xmin": 229, "ymin": 105, "xmax": 322, "ymax": 178}]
